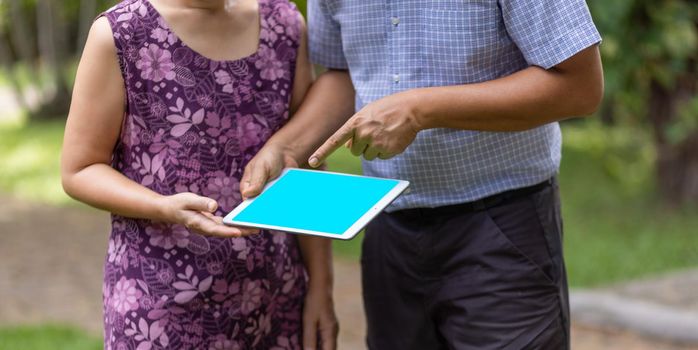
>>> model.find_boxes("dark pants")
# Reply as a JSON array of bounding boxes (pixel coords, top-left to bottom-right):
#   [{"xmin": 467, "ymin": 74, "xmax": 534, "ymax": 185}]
[{"xmin": 362, "ymin": 180, "xmax": 569, "ymax": 350}]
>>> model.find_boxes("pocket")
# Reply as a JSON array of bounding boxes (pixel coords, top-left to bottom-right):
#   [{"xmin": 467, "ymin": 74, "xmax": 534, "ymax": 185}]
[
  {"xmin": 530, "ymin": 184, "xmax": 565, "ymax": 282},
  {"xmin": 484, "ymin": 196, "xmax": 557, "ymax": 285},
  {"xmin": 421, "ymin": 2, "xmax": 502, "ymax": 84}
]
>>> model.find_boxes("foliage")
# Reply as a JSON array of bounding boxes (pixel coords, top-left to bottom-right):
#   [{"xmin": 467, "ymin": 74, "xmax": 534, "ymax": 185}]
[
  {"xmin": 587, "ymin": 0, "xmax": 698, "ymax": 141},
  {"xmin": 0, "ymin": 325, "xmax": 101, "ymax": 350},
  {"xmin": 291, "ymin": 0, "xmax": 306, "ymax": 17}
]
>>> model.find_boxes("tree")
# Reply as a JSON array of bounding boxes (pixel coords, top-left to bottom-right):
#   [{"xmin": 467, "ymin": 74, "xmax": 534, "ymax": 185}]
[
  {"xmin": 588, "ymin": 0, "xmax": 698, "ymax": 205},
  {"xmin": 0, "ymin": 0, "xmax": 111, "ymax": 119}
]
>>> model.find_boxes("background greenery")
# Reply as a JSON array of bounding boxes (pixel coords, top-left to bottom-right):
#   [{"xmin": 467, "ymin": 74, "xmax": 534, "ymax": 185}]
[
  {"xmin": 0, "ymin": 0, "xmax": 697, "ymax": 349},
  {"xmin": 0, "ymin": 326, "xmax": 101, "ymax": 350}
]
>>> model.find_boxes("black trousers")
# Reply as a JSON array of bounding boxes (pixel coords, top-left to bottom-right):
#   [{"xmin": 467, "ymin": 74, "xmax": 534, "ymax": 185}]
[{"xmin": 362, "ymin": 179, "xmax": 569, "ymax": 350}]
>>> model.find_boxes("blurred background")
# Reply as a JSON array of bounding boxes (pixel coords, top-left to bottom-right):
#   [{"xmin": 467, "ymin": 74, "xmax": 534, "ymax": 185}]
[{"xmin": 0, "ymin": 0, "xmax": 697, "ymax": 349}]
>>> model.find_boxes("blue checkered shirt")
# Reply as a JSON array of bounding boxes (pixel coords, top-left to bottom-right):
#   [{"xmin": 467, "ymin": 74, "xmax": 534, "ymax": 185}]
[{"xmin": 308, "ymin": 0, "xmax": 601, "ymax": 211}]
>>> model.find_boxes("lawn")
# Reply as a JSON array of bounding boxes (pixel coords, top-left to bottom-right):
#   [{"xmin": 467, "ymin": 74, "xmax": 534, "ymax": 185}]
[{"xmin": 0, "ymin": 325, "xmax": 101, "ymax": 350}]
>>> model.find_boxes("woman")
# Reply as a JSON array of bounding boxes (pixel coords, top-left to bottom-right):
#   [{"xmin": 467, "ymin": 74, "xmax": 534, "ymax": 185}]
[{"xmin": 60, "ymin": 0, "xmax": 337, "ymax": 348}]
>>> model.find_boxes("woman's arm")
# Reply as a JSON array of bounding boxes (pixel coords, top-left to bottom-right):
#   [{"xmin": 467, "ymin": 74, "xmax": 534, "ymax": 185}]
[{"xmin": 61, "ymin": 17, "xmax": 254, "ymax": 237}]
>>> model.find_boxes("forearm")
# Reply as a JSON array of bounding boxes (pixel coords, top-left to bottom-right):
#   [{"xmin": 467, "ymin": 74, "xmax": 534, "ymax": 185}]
[
  {"xmin": 62, "ymin": 164, "xmax": 167, "ymax": 221},
  {"xmin": 408, "ymin": 45, "xmax": 603, "ymax": 132},
  {"xmin": 298, "ymin": 235, "xmax": 334, "ymax": 292},
  {"xmin": 410, "ymin": 65, "xmax": 600, "ymax": 132},
  {"xmin": 266, "ymin": 70, "xmax": 355, "ymax": 163}
]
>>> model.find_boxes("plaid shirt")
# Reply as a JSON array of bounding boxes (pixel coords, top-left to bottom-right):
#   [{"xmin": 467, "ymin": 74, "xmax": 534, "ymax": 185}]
[{"xmin": 308, "ymin": 0, "xmax": 601, "ymax": 211}]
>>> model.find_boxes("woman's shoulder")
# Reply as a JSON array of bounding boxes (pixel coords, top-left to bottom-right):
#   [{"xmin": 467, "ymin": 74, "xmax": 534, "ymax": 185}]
[
  {"xmin": 262, "ymin": 0, "xmax": 304, "ymax": 43},
  {"xmin": 102, "ymin": 0, "xmax": 148, "ymax": 20}
]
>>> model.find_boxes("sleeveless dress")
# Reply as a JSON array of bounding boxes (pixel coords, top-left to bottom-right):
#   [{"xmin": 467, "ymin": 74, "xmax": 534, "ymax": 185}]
[{"xmin": 100, "ymin": 1, "xmax": 307, "ymax": 349}]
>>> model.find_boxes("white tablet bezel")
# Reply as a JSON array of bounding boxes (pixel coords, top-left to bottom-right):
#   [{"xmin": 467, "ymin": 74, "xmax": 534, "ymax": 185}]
[{"xmin": 222, "ymin": 168, "xmax": 409, "ymax": 240}]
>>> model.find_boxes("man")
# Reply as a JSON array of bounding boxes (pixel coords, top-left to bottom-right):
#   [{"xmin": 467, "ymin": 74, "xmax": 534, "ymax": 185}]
[{"xmin": 241, "ymin": 0, "xmax": 603, "ymax": 348}]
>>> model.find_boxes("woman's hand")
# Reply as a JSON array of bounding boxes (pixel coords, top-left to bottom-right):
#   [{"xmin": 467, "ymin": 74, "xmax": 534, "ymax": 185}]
[
  {"xmin": 158, "ymin": 192, "xmax": 259, "ymax": 237},
  {"xmin": 303, "ymin": 286, "xmax": 339, "ymax": 350},
  {"xmin": 240, "ymin": 142, "xmax": 301, "ymax": 199}
]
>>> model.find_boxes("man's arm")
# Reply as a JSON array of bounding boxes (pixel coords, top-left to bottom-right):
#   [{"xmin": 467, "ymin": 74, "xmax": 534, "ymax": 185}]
[
  {"xmin": 308, "ymin": 45, "xmax": 603, "ymax": 164},
  {"xmin": 413, "ymin": 45, "xmax": 603, "ymax": 131}
]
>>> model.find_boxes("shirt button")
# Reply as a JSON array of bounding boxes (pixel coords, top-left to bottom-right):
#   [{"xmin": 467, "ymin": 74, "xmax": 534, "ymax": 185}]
[
  {"xmin": 391, "ymin": 17, "xmax": 400, "ymax": 26},
  {"xmin": 392, "ymin": 74, "xmax": 400, "ymax": 83}
]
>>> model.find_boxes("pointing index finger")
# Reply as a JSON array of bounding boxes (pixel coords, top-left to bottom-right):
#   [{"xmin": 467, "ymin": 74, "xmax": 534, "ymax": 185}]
[{"xmin": 309, "ymin": 123, "xmax": 354, "ymax": 168}]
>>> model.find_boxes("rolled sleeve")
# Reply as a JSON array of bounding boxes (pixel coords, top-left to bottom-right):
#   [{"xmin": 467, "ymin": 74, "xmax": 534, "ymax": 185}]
[
  {"xmin": 500, "ymin": 0, "xmax": 602, "ymax": 69},
  {"xmin": 308, "ymin": 0, "xmax": 348, "ymax": 69}
]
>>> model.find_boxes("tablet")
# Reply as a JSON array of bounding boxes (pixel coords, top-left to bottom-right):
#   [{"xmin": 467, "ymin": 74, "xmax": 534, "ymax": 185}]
[{"xmin": 223, "ymin": 168, "xmax": 409, "ymax": 240}]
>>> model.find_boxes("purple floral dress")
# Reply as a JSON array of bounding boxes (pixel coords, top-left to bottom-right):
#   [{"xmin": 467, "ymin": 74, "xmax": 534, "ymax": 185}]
[{"xmin": 99, "ymin": 1, "xmax": 307, "ymax": 349}]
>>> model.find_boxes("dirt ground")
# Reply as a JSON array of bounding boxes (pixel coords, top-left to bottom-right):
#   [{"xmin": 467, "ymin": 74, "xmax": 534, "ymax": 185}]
[{"xmin": 0, "ymin": 194, "xmax": 695, "ymax": 349}]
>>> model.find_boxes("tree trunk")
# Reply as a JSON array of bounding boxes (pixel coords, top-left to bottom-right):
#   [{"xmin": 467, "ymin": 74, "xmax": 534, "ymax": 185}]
[
  {"xmin": 648, "ymin": 73, "xmax": 698, "ymax": 206},
  {"xmin": 8, "ymin": 0, "xmax": 36, "ymax": 64},
  {"xmin": 33, "ymin": 0, "xmax": 72, "ymax": 118},
  {"xmin": 0, "ymin": 33, "xmax": 29, "ymax": 112}
]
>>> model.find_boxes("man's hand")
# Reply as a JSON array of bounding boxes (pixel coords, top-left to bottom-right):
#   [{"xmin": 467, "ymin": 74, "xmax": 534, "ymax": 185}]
[
  {"xmin": 240, "ymin": 143, "xmax": 300, "ymax": 199},
  {"xmin": 308, "ymin": 92, "xmax": 421, "ymax": 167},
  {"xmin": 303, "ymin": 287, "xmax": 339, "ymax": 350}
]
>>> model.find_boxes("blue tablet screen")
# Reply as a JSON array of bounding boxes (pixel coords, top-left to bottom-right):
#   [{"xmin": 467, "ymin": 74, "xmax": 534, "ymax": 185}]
[{"xmin": 231, "ymin": 169, "xmax": 401, "ymax": 234}]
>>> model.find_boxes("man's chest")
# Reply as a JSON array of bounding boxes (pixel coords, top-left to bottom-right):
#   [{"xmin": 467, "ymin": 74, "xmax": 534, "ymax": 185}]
[{"xmin": 327, "ymin": 0, "xmax": 521, "ymax": 86}]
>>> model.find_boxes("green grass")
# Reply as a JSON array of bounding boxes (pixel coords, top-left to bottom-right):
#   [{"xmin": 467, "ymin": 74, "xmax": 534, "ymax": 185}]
[
  {"xmin": 0, "ymin": 118, "xmax": 696, "ymax": 287},
  {"xmin": 0, "ymin": 116, "xmax": 69, "ymax": 204},
  {"xmin": 0, "ymin": 325, "xmax": 101, "ymax": 350},
  {"xmin": 559, "ymin": 122, "xmax": 698, "ymax": 287}
]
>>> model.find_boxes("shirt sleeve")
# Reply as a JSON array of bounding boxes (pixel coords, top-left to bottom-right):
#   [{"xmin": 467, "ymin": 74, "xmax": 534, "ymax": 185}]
[
  {"xmin": 499, "ymin": 0, "xmax": 602, "ymax": 69},
  {"xmin": 307, "ymin": 0, "xmax": 349, "ymax": 69}
]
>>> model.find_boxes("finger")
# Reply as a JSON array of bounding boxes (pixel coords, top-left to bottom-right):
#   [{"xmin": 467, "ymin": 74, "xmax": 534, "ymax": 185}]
[
  {"xmin": 309, "ymin": 123, "xmax": 355, "ymax": 168},
  {"xmin": 188, "ymin": 213, "xmax": 243, "ymax": 237},
  {"xmin": 200, "ymin": 211, "xmax": 216, "ymax": 220},
  {"xmin": 215, "ymin": 215, "xmax": 261, "ymax": 236},
  {"xmin": 240, "ymin": 161, "xmax": 256, "ymax": 197},
  {"xmin": 245, "ymin": 162, "xmax": 273, "ymax": 199},
  {"xmin": 321, "ymin": 326, "xmax": 338, "ymax": 350},
  {"xmin": 378, "ymin": 152, "xmax": 396, "ymax": 160},
  {"xmin": 303, "ymin": 317, "xmax": 317, "ymax": 350},
  {"xmin": 236, "ymin": 227, "xmax": 261, "ymax": 236},
  {"xmin": 344, "ymin": 139, "xmax": 352, "ymax": 149},
  {"xmin": 349, "ymin": 136, "xmax": 368, "ymax": 157},
  {"xmin": 181, "ymin": 193, "xmax": 217, "ymax": 213},
  {"xmin": 363, "ymin": 146, "xmax": 380, "ymax": 161}
]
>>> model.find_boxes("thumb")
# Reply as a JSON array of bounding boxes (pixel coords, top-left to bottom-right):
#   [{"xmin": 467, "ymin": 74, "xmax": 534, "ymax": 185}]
[
  {"xmin": 303, "ymin": 317, "xmax": 318, "ymax": 350},
  {"xmin": 241, "ymin": 162, "xmax": 267, "ymax": 199},
  {"xmin": 182, "ymin": 193, "xmax": 218, "ymax": 213}
]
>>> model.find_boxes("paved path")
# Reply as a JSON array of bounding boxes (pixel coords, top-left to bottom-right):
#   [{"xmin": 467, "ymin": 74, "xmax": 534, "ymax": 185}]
[{"xmin": 0, "ymin": 193, "xmax": 696, "ymax": 349}]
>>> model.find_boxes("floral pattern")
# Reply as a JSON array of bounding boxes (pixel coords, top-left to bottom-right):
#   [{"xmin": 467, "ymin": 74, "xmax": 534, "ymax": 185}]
[{"xmin": 100, "ymin": 0, "xmax": 306, "ymax": 349}]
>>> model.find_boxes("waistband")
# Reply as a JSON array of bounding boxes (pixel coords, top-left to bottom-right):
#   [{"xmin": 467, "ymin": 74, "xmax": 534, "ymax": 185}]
[{"xmin": 393, "ymin": 178, "xmax": 554, "ymax": 218}]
